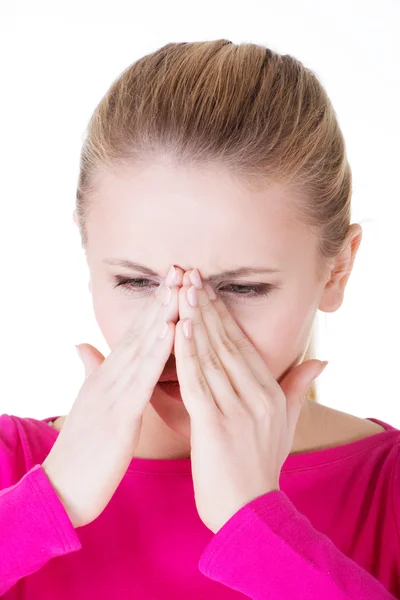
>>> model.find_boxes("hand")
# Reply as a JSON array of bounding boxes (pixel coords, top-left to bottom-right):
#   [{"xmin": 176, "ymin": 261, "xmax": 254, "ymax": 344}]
[
  {"xmin": 174, "ymin": 268, "xmax": 328, "ymax": 534},
  {"xmin": 42, "ymin": 278, "xmax": 178, "ymax": 528}
]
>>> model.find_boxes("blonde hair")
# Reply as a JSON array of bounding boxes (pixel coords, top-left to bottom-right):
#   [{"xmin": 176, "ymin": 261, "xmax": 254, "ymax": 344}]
[{"xmin": 75, "ymin": 39, "xmax": 354, "ymax": 403}]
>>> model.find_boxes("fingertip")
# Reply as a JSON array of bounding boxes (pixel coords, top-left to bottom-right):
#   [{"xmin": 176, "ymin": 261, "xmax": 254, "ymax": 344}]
[
  {"xmin": 172, "ymin": 266, "xmax": 185, "ymax": 287},
  {"xmin": 183, "ymin": 271, "xmax": 191, "ymax": 286},
  {"xmin": 166, "ymin": 319, "xmax": 178, "ymax": 337}
]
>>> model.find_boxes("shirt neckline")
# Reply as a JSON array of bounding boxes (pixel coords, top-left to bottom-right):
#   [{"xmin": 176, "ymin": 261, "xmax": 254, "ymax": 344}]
[{"xmin": 41, "ymin": 416, "xmax": 398, "ymax": 473}]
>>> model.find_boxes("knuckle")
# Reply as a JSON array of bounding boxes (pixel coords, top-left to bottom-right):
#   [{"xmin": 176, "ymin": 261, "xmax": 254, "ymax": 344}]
[
  {"xmin": 217, "ymin": 329, "xmax": 238, "ymax": 354},
  {"xmin": 215, "ymin": 413, "xmax": 233, "ymax": 435},
  {"xmin": 111, "ymin": 366, "xmax": 134, "ymax": 393},
  {"xmin": 183, "ymin": 344, "xmax": 197, "ymax": 361},
  {"xmin": 191, "ymin": 374, "xmax": 209, "ymax": 396},
  {"xmin": 124, "ymin": 361, "xmax": 150, "ymax": 399},
  {"xmin": 217, "ymin": 302, "xmax": 230, "ymax": 321},
  {"xmin": 256, "ymin": 384, "xmax": 272, "ymax": 404},
  {"xmin": 122, "ymin": 327, "xmax": 138, "ymax": 347},
  {"xmin": 200, "ymin": 347, "xmax": 221, "ymax": 371},
  {"xmin": 101, "ymin": 375, "xmax": 119, "ymax": 397},
  {"xmin": 260, "ymin": 395, "xmax": 278, "ymax": 418},
  {"xmin": 200, "ymin": 299, "xmax": 214, "ymax": 314},
  {"xmin": 131, "ymin": 344, "xmax": 143, "ymax": 363},
  {"xmin": 87, "ymin": 362, "xmax": 111, "ymax": 391},
  {"xmin": 189, "ymin": 313, "xmax": 202, "ymax": 328},
  {"xmin": 232, "ymin": 333, "xmax": 253, "ymax": 354}
]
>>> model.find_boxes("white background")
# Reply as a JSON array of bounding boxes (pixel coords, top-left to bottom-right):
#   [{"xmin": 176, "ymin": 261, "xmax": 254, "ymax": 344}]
[{"xmin": 0, "ymin": 0, "xmax": 399, "ymax": 427}]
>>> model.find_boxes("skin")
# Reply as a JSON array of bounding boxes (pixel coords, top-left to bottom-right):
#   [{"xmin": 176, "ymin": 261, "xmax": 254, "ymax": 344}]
[{"xmin": 53, "ymin": 156, "xmax": 384, "ymax": 459}]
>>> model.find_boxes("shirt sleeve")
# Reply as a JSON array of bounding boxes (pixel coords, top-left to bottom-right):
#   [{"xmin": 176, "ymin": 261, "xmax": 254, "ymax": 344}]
[
  {"xmin": 198, "ymin": 490, "xmax": 398, "ymax": 600},
  {"xmin": 393, "ymin": 443, "xmax": 400, "ymax": 552},
  {"xmin": 0, "ymin": 464, "xmax": 82, "ymax": 595}
]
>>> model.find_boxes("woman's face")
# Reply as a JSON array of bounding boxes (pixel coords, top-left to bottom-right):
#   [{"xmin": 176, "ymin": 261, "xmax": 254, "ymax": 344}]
[{"xmin": 81, "ymin": 158, "xmax": 347, "ymax": 446}]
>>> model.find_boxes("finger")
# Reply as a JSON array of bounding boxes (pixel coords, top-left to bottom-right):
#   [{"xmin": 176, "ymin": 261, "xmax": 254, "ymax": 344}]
[
  {"xmin": 122, "ymin": 263, "xmax": 181, "ymax": 335},
  {"xmin": 182, "ymin": 271, "xmax": 192, "ymax": 286},
  {"xmin": 104, "ymin": 284, "xmax": 177, "ymax": 392},
  {"xmin": 178, "ymin": 284, "xmax": 241, "ymax": 416},
  {"xmin": 168, "ymin": 266, "xmax": 185, "ymax": 287},
  {"xmin": 174, "ymin": 317, "xmax": 219, "ymax": 421},
  {"xmin": 109, "ymin": 281, "xmax": 176, "ymax": 369},
  {"xmin": 131, "ymin": 320, "xmax": 176, "ymax": 411},
  {"xmin": 110, "ymin": 316, "xmax": 176, "ymax": 418},
  {"xmin": 155, "ymin": 265, "xmax": 185, "ymax": 291},
  {"xmin": 200, "ymin": 282, "xmax": 277, "ymax": 396},
  {"xmin": 183, "ymin": 282, "xmax": 272, "ymax": 415}
]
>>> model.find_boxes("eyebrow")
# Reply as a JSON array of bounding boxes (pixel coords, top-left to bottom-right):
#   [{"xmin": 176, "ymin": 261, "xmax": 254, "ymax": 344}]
[{"xmin": 103, "ymin": 259, "xmax": 282, "ymax": 282}]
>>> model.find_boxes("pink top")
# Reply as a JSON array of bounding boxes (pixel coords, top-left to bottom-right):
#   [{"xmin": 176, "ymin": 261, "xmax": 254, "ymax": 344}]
[{"xmin": 0, "ymin": 412, "xmax": 399, "ymax": 599}]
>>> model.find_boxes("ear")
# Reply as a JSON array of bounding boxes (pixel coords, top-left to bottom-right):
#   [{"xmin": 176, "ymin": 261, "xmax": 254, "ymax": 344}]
[
  {"xmin": 319, "ymin": 223, "xmax": 363, "ymax": 313},
  {"xmin": 73, "ymin": 210, "xmax": 79, "ymax": 227}
]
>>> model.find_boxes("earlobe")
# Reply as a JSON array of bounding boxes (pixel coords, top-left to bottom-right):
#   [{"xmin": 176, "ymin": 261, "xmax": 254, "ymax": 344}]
[
  {"xmin": 319, "ymin": 286, "xmax": 345, "ymax": 313},
  {"xmin": 73, "ymin": 210, "xmax": 79, "ymax": 226}
]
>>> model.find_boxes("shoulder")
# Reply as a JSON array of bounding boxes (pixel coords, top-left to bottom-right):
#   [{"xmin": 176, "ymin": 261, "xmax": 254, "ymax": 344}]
[
  {"xmin": 0, "ymin": 413, "xmax": 20, "ymax": 449},
  {"xmin": 308, "ymin": 401, "xmax": 390, "ymax": 450},
  {"xmin": 0, "ymin": 413, "xmax": 54, "ymax": 488},
  {"xmin": 391, "ymin": 435, "xmax": 400, "ymax": 548},
  {"xmin": 0, "ymin": 413, "xmax": 23, "ymax": 487}
]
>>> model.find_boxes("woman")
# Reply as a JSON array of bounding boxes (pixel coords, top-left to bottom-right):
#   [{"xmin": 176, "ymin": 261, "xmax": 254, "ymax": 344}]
[{"xmin": 0, "ymin": 39, "xmax": 398, "ymax": 598}]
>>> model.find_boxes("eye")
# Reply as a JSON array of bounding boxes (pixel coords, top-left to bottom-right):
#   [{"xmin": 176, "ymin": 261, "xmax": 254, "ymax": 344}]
[
  {"xmin": 112, "ymin": 277, "xmax": 275, "ymax": 301},
  {"xmin": 220, "ymin": 284, "xmax": 275, "ymax": 301},
  {"xmin": 113, "ymin": 277, "xmax": 157, "ymax": 296}
]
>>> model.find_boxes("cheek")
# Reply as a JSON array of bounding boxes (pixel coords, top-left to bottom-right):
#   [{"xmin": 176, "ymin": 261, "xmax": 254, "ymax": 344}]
[
  {"xmin": 232, "ymin": 300, "xmax": 314, "ymax": 381},
  {"xmin": 90, "ymin": 286, "xmax": 148, "ymax": 351}
]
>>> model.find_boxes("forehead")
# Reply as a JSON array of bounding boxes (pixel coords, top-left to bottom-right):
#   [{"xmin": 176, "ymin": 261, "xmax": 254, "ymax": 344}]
[{"xmin": 87, "ymin": 161, "xmax": 313, "ymax": 270}]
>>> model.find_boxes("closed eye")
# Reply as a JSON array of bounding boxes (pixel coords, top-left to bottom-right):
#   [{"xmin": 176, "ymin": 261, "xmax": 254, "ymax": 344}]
[
  {"xmin": 112, "ymin": 277, "xmax": 275, "ymax": 301},
  {"xmin": 219, "ymin": 283, "xmax": 274, "ymax": 298}
]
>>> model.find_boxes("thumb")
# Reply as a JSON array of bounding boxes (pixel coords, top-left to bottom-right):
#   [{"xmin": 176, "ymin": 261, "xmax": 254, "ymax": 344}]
[
  {"xmin": 280, "ymin": 360, "xmax": 329, "ymax": 430},
  {"xmin": 75, "ymin": 343, "xmax": 106, "ymax": 379}
]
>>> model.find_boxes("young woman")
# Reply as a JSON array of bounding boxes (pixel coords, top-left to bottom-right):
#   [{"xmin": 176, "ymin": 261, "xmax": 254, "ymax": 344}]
[{"xmin": 0, "ymin": 39, "xmax": 398, "ymax": 599}]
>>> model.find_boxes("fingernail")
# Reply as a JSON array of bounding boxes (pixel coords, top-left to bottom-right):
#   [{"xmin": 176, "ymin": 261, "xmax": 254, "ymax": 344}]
[
  {"xmin": 165, "ymin": 265, "xmax": 176, "ymax": 287},
  {"xmin": 187, "ymin": 286, "xmax": 198, "ymax": 307},
  {"xmin": 189, "ymin": 268, "xmax": 202, "ymax": 289},
  {"xmin": 313, "ymin": 361, "xmax": 329, "ymax": 380},
  {"xmin": 183, "ymin": 319, "xmax": 192, "ymax": 339}
]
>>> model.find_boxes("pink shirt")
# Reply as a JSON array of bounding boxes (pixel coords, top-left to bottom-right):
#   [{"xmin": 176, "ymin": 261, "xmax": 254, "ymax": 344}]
[{"xmin": 0, "ymin": 412, "xmax": 399, "ymax": 599}]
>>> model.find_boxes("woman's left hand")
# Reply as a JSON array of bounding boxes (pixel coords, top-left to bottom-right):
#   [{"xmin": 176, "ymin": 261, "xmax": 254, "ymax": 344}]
[{"xmin": 174, "ymin": 269, "xmax": 327, "ymax": 534}]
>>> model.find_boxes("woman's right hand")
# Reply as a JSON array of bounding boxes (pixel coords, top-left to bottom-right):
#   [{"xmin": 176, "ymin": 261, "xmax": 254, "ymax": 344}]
[{"xmin": 42, "ymin": 275, "xmax": 180, "ymax": 529}]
